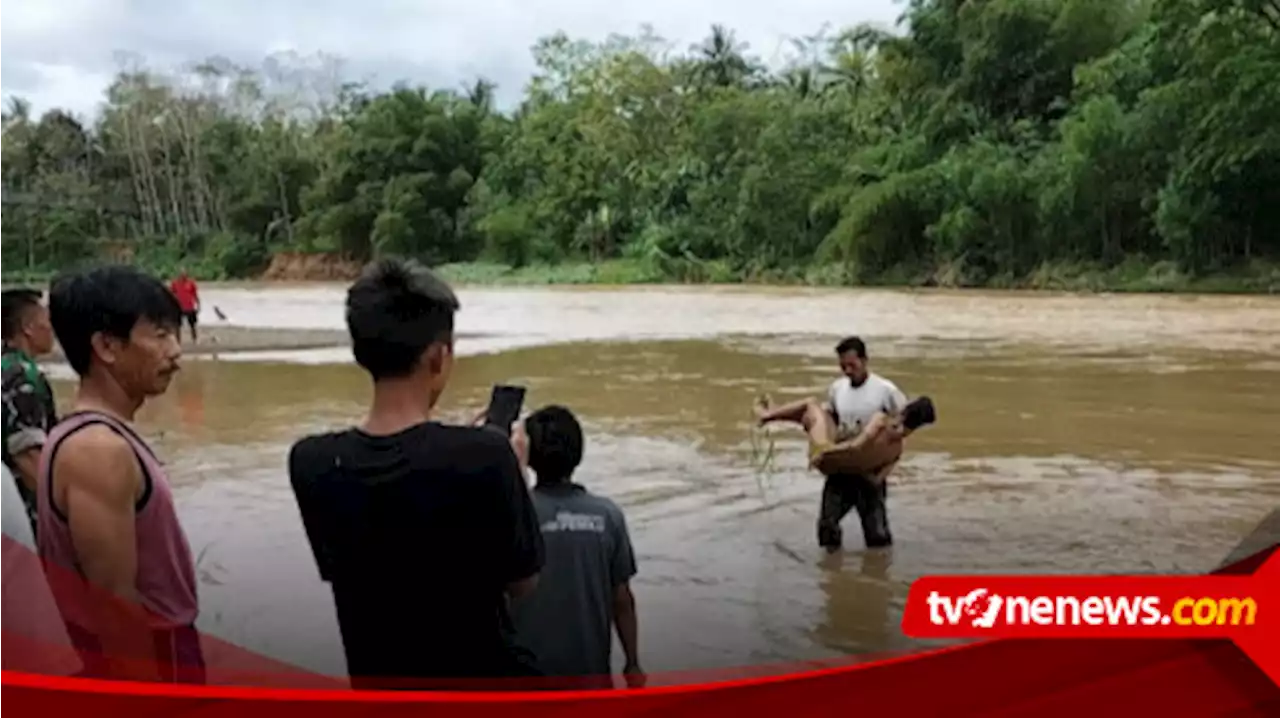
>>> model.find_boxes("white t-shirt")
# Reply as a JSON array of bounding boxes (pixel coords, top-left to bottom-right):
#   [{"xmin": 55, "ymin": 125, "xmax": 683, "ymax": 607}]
[{"xmin": 826, "ymin": 372, "xmax": 908, "ymax": 439}]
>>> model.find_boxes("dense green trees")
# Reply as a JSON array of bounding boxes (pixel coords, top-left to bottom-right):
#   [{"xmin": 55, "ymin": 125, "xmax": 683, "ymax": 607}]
[{"xmin": 4, "ymin": 0, "xmax": 1278, "ymax": 289}]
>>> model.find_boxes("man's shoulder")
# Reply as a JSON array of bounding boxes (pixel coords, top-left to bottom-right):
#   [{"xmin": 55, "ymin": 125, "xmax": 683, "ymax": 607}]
[
  {"xmin": 867, "ymin": 372, "xmax": 900, "ymax": 391},
  {"xmin": 65, "ymin": 423, "xmax": 135, "ymax": 454},
  {"xmin": 568, "ymin": 487, "xmax": 628, "ymax": 522},
  {"xmin": 289, "ymin": 424, "xmax": 512, "ymax": 479},
  {"xmin": 439, "ymin": 423, "xmax": 511, "ymax": 449},
  {"xmin": 0, "ymin": 356, "xmax": 23, "ymax": 392},
  {"xmin": 427, "ymin": 424, "xmax": 516, "ymax": 470},
  {"xmin": 287, "ymin": 429, "xmax": 350, "ymax": 479},
  {"xmin": 1, "ymin": 352, "xmax": 38, "ymax": 385},
  {"xmin": 290, "ymin": 428, "xmax": 345, "ymax": 455},
  {"xmin": 588, "ymin": 490, "xmax": 624, "ymax": 513},
  {"xmin": 578, "ymin": 490, "xmax": 634, "ymax": 543},
  {"xmin": 48, "ymin": 423, "xmax": 141, "ymax": 485}
]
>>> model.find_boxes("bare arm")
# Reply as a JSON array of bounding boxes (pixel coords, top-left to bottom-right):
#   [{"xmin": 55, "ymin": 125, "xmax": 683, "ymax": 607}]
[
  {"xmin": 57, "ymin": 427, "xmax": 161, "ymax": 681},
  {"xmin": 496, "ymin": 426, "xmax": 544, "ymax": 602},
  {"xmin": 608, "ymin": 505, "xmax": 643, "ymax": 686},
  {"xmin": 613, "ymin": 583, "xmax": 642, "ymax": 677},
  {"xmin": 11, "ymin": 447, "xmax": 41, "ymax": 496}
]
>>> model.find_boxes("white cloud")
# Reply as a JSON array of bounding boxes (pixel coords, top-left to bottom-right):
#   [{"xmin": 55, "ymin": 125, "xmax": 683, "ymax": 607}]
[{"xmin": 1, "ymin": 0, "xmax": 904, "ymax": 120}]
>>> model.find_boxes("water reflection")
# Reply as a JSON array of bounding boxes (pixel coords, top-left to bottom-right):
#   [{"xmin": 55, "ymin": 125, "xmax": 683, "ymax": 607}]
[
  {"xmin": 176, "ymin": 371, "xmax": 207, "ymax": 433},
  {"xmin": 814, "ymin": 550, "xmax": 899, "ymax": 656}
]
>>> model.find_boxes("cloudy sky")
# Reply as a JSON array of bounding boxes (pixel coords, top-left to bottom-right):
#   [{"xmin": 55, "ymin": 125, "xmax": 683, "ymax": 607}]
[{"xmin": 2, "ymin": 0, "xmax": 904, "ymax": 120}]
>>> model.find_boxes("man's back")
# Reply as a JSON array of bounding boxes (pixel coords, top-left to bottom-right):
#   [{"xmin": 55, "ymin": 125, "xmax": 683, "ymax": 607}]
[
  {"xmin": 511, "ymin": 483, "xmax": 636, "ymax": 680},
  {"xmin": 288, "ymin": 421, "xmax": 544, "ymax": 685}
]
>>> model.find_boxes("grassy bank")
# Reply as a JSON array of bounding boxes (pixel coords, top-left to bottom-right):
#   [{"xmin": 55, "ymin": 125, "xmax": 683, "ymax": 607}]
[
  {"xmin": 434, "ymin": 258, "xmax": 1280, "ymax": 294},
  {"xmin": 6, "ymin": 257, "xmax": 1277, "ymax": 294}
]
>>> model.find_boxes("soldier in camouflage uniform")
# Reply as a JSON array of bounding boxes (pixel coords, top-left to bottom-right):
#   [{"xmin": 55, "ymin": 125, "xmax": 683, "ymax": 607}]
[{"xmin": 1, "ymin": 289, "xmax": 59, "ymax": 536}]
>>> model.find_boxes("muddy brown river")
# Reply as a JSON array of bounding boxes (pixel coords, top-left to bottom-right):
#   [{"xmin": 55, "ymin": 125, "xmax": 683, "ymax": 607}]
[{"xmin": 42, "ymin": 284, "xmax": 1280, "ymax": 678}]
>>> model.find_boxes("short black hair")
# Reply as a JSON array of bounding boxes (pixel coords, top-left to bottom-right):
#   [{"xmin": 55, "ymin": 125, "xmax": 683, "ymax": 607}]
[
  {"xmin": 524, "ymin": 405, "xmax": 584, "ymax": 484},
  {"xmin": 835, "ymin": 336, "xmax": 867, "ymax": 359},
  {"xmin": 345, "ymin": 257, "xmax": 460, "ymax": 380},
  {"xmin": 2, "ymin": 288, "xmax": 44, "ymax": 341},
  {"xmin": 48, "ymin": 265, "xmax": 184, "ymax": 376}
]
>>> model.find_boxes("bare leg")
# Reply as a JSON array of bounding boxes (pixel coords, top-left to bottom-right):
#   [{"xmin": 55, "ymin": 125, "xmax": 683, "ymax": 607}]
[
  {"xmin": 800, "ymin": 401, "xmax": 839, "ymax": 448},
  {"xmin": 756, "ymin": 396, "xmax": 836, "ymax": 446},
  {"xmin": 755, "ymin": 395, "xmax": 815, "ymax": 426}
]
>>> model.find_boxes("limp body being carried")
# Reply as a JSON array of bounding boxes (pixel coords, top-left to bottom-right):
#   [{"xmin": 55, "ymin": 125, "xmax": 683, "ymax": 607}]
[
  {"xmin": 756, "ymin": 379, "xmax": 935, "ymax": 483},
  {"xmin": 755, "ymin": 336, "xmax": 937, "ymax": 551}
]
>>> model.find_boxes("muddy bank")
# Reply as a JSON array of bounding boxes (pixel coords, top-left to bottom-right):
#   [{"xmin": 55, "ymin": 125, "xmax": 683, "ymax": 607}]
[
  {"xmin": 261, "ymin": 252, "xmax": 362, "ymax": 281},
  {"xmin": 44, "ymin": 324, "xmax": 499, "ymax": 362},
  {"xmin": 46, "ymin": 326, "xmax": 351, "ymax": 361}
]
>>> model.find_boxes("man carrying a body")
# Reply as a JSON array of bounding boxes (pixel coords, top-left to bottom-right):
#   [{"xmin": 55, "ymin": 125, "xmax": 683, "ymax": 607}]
[{"xmin": 756, "ymin": 336, "xmax": 936, "ymax": 552}]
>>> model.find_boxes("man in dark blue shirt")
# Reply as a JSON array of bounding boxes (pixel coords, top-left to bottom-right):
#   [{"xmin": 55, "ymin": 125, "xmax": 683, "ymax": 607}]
[{"xmin": 510, "ymin": 405, "xmax": 643, "ymax": 689}]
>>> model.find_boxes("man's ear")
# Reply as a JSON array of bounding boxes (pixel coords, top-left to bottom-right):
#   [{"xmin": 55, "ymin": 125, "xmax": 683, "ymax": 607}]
[
  {"xmin": 424, "ymin": 342, "xmax": 449, "ymax": 375},
  {"xmin": 88, "ymin": 331, "xmax": 120, "ymax": 367}
]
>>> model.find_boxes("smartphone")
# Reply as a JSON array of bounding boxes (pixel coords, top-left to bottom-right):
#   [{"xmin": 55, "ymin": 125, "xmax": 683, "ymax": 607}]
[{"xmin": 484, "ymin": 384, "xmax": 526, "ymax": 436}]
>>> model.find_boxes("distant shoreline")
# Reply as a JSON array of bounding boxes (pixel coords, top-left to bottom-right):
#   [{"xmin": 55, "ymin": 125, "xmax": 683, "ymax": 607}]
[
  {"xmin": 5, "ymin": 259, "xmax": 1278, "ymax": 296},
  {"xmin": 37, "ymin": 326, "xmax": 512, "ymax": 363},
  {"xmin": 42, "ymin": 326, "xmax": 351, "ymax": 363}
]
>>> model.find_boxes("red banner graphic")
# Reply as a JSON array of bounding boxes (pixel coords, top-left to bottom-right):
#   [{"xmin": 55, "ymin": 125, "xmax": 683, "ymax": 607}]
[
  {"xmin": 3, "ymin": 541, "xmax": 1277, "ymax": 715},
  {"xmin": 901, "ymin": 549, "xmax": 1279, "ymax": 687}
]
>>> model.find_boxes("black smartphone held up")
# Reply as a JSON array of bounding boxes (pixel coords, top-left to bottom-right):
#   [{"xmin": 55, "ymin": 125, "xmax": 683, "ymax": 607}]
[{"xmin": 484, "ymin": 384, "xmax": 527, "ymax": 436}]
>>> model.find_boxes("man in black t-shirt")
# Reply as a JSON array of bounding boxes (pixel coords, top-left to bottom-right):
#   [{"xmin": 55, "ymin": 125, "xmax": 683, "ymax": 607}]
[{"xmin": 287, "ymin": 257, "xmax": 545, "ymax": 690}]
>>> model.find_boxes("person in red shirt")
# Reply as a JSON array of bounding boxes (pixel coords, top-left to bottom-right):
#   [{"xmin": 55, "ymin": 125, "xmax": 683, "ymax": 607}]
[{"xmin": 169, "ymin": 270, "xmax": 200, "ymax": 343}]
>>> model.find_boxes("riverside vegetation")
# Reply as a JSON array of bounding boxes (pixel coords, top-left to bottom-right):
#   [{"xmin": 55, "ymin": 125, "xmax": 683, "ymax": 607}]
[{"xmin": 2, "ymin": 0, "xmax": 1278, "ymax": 292}]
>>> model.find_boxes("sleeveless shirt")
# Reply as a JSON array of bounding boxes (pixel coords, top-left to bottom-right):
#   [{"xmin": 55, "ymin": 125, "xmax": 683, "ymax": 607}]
[{"xmin": 37, "ymin": 410, "xmax": 199, "ymax": 629}]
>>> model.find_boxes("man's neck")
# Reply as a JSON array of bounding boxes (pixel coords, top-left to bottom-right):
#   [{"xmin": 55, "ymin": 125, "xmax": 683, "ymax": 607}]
[
  {"xmin": 3, "ymin": 338, "xmax": 36, "ymax": 358},
  {"xmin": 362, "ymin": 379, "xmax": 433, "ymax": 436},
  {"xmin": 536, "ymin": 479, "xmax": 579, "ymax": 491},
  {"xmin": 74, "ymin": 377, "xmax": 143, "ymax": 423}
]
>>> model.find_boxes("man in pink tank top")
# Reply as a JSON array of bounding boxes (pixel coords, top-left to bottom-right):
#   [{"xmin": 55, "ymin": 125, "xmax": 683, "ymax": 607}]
[{"xmin": 38, "ymin": 265, "xmax": 203, "ymax": 684}]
